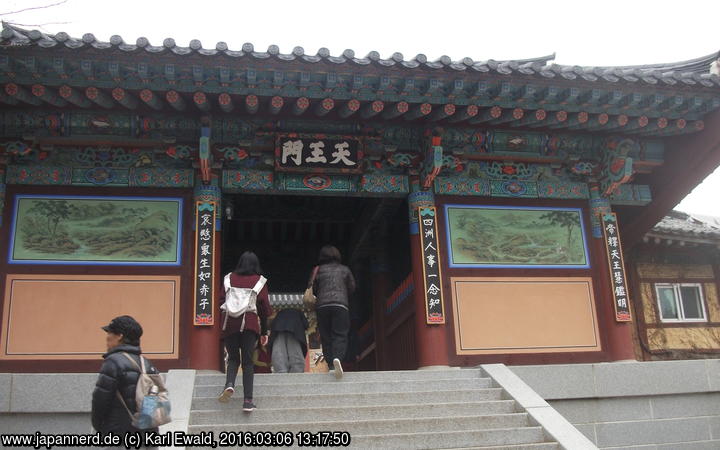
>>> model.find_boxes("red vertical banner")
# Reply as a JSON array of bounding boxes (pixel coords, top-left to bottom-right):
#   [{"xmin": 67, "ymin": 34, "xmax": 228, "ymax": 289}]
[
  {"xmin": 602, "ymin": 212, "xmax": 632, "ymax": 322},
  {"xmin": 194, "ymin": 201, "xmax": 216, "ymax": 325},
  {"xmin": 418, "ymin": 206, "xmax": 445, "ymax": 324}
]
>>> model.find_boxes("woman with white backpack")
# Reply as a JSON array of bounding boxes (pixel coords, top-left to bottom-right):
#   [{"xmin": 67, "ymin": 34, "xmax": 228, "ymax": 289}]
[{"xmin": 218, "ymin": 251, "xmax": 273, "ymax": 412}]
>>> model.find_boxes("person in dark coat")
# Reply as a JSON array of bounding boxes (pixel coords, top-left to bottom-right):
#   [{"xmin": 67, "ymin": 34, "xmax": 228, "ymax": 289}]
[
  {"xmin": 91, "ymin": 315, "xmax": 159, "ymax": 440},
  {"xmin": 269, "ymin": 308, "xmax": 308, "ymax": 373},
  {"xmin": 218, "ymin": 251, "xmax": 273, "ymax": 412},
  {"xmin": 312, "ymin": 245, "xmax": 356, "ymax": 379}
]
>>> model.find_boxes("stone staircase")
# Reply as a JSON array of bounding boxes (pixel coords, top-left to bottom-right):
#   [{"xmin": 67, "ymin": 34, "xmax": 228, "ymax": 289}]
[{"xmin": 188, "ymin": 368, "xmax": 561, "ymax": 449}]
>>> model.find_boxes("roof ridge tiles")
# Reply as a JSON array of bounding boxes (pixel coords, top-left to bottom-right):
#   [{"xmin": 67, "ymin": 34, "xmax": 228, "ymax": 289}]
[{"xmin": 1, "ymin": 23, "xmax": 719, "ymax": 88}]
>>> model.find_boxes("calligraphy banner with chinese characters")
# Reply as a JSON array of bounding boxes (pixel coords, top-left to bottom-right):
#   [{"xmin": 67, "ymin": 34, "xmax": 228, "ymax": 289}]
[
  {"xmin": 602, "ymin": 213, "xmax": 632, "ymax": 322},
  {"xmin": 275, "ymin": 135, "xmax": 362, "ymax": 174},
  {"xmin": 418, "ymin": 206, "xmax": 446, "ymax": 324},
  {"xmin": 194, "ymin": 201, "xmax": 216, "ymax": 325}
]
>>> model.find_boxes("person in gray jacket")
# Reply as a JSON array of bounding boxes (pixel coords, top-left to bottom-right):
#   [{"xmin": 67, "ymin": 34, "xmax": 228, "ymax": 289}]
[{"xmin": 312, "ymin": 245, "xmax": 356, "ymax": 379}]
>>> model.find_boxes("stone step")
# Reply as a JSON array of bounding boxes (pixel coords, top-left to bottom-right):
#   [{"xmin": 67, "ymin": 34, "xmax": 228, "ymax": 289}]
[
  {"xmin": 192, "ymin": 387, "xmax": 505, "ymax": 410},
  {"xmin": 192, "ymin": 377, "xmax": 492, "ymax": 397},
  {"xmin": 189, "ymin": 429, "xmax": 554, "ymax": 450},
  {"xmin": 429, "ymin": 443, "xmax": 559, "ymax": 450},
  {"xmin": 195, "ymin": 368, "xmax": 484, "ymax": 385},
  {"xmin": 349, "ymin": 427, "xmax": 549, "ymax": 449},
  {"xmin": 188, "ymin": 413, "xmax": 531, "ymax": 435},
  {"xmin": 189, "ymin": 400, "xmax": 519, "ymax": 425}
]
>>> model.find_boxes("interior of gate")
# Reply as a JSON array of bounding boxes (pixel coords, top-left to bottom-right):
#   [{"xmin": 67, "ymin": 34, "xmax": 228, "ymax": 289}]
[{"xmin": 221, "ymin": 193, "xmax": 412, "ymax": 370}]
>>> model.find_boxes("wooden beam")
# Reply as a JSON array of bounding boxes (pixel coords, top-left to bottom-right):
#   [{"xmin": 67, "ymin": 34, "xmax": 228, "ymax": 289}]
[
  {"xmin": 0, "ymin": 90, "xmax": 19, "ymax": 105},
  {"xmin": 85, "ymin": 87, "xmax": 114, "ymax": 108},
  {"xmin": 512, "ymin": 108, "xmax": 546, "ymax": 127},
  {"xmin": 529, "ymin": 110, "xmax": 568, "ymax": 128},
  {"xmin": 484, "ymin": 107, "xmax": 524, "ymax": 125},
  {"xmin": 653, "ymin": 119, "xmax": 704, "ymax": 137},
  {"xmin": 469, "ymin": 106, "xmax": 503, "ymax": 124},
  {"xmin": 314, "ymin": 98, "xmax": 334, "ymax": 116},
  {"xmin": 59, "ymin": 85, "xmax": 91, "ymax": 107},
  {"xmin": 31, "ymin": 84, "xmax": 67, "ymax": 107},
  {"xmin": 361, "ymin": 100, "xmax": 384, "ymax": 119},
  {"xmin": 4, "ymin": 83, "xmax": 41, "ymax": 105},
  {"xmin": 428, "ymin": 104, "xmax": 456, "ymax": 121},
  {"xmin": 245, "ymin": 94, "xmax": 259, "ymax": 114},
  {"xmin": 165, "ymin": 90, "xmax": 186, "ymax": 111},
  {"xmin": 382, "ymin": 101, "xmax": 408, "ymax": 119},
  {"xmin": 637, "ymin": 117, "xmax": 669, "ymax": 136},
  {"xmin": 621, "ymin": 115, "xmax": 650, "ymax": 133},
  {"xmin": 218, "ymin": 93, "xmax": 233, "ymax": 113},
  {"xmin": 193, "ymin": 92, "xmax": 210, "ymax": 112},
  {"xmin": 404, "ymin": 103, "xmax": 432, "ymax": 121},
  {"xmin": 293, "ymin": 97, "xmax": 309, "ymax": 115},
  {"xmin": 447, "ymin": 105, "xmax": 478, "ymax": 123},
  {"xmin": 550, "ymin": 111, "xmax": 587, "ymax": 129},
  {"xmin": 567, "ymin": 112, "xmax": 608, "ymax": 130},
  {"xmin": 339, "ymin": 99, "xmax": 361, "ymax": 118},
  {"xmin": 595, "ymin": 114, "xmax": 629, "ymax": 132},
  {"xmin": 269, "ymin": 96, "xmax": 284, "ymax": 115},
  {"xmin": 140, "ymin": 89, "xmax": 163, "ymax": 110},
  {"xmin": 111, "ymin": 87, "xmax": 138, "ymax": 110}
]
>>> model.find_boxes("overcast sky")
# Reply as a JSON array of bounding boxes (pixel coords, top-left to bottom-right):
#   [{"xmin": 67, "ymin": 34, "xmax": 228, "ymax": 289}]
[{"xmin": 2, "ymin": 0, "xmax": 719, "ymax": 217}]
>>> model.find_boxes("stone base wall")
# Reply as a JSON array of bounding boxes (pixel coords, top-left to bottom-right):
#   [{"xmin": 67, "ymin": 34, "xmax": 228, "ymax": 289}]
[{"xmin": 511, "ymin": 360, "xmax": 720, "ymax": 449}]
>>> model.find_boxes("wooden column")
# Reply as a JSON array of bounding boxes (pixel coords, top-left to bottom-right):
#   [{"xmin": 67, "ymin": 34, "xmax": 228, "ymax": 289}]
[
  {"xmin": 589, "ymin": 186, "xmax": 636, "ymax": 361},
  {"xmin": 188, "ymin": 178, "xmax": 222, "ymax": 370},
  {"xmin": 408, "ymin": 188, "xmax": 450, "ymax": 368},
  {"xmin": 371, "ymin": 251, "xmax": 392, "ymax": 371}
]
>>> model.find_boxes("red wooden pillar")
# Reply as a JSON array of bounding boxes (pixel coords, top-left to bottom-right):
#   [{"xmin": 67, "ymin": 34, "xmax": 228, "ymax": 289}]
[
  {"xmin": 590, "ymin": 186, "xmax": 636, "ymax": 361},
  {"xmin": 189, "ymin": 179, "xmax": 222, "ymax": 370},
  {"xmin": 371, "ymin": 253, "xmax": 392, "ymax": 370},
  {"xmin": 593, "ymin": 236, "xmax": 636, "ymax": 361},
  {"xmin": 408, "ymin": 189, "xmax": 450, "ymax": 368}
]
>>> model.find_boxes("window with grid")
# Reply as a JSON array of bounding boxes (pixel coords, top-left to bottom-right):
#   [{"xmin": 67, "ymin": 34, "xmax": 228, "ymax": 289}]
[{"xmin": 654, "ymin": 283, "xmax": 707, "ymax": 322}]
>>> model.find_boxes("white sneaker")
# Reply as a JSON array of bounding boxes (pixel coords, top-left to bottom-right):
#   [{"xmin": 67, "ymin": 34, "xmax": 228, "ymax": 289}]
[
  {"xmin": 218, "ymin": 386, "xmax": 234, "ymax": 403},
  {"xmin": 333, "ymin": 358, "xmax": 343, "ymax": 379}
]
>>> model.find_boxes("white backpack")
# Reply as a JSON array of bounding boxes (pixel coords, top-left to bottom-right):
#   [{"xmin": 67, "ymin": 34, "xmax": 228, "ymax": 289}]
[{"xmin": 220, "ymin": 273, "xmax": 267, "ymax": 331}]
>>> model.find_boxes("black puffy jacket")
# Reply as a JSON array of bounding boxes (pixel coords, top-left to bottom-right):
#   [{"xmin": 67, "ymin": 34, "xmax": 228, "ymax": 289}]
[
  {"xmin": 91, "ymin": 344, "xmax": 160, "ymax": 434},
  {"xmin": 312, "ymin": 262, "xmax": 356, "ymax": 309}
]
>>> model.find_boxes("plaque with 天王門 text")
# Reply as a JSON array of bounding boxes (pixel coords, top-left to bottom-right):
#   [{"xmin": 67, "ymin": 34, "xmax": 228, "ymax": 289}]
[{"xmin": 275, "ymin": 135, "xmax": 362, "ymax": 174}]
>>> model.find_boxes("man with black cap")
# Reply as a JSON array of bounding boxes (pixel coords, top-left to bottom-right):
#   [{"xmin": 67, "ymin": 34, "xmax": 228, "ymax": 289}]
[{"xmin": 92, "ymin": 315, "xmax": 160, "ymax": 440}]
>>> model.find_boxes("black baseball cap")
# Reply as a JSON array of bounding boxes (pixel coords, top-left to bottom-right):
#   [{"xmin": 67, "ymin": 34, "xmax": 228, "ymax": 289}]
[{"xmin": 101, "ymin": 315, "xmax": 143, "ymax": 341}]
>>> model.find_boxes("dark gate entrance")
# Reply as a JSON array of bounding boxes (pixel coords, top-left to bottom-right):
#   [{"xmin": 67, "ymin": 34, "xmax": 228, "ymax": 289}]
[{"xmin": 220, "ymin": 193, "xmax": 412, "ymax": 371}]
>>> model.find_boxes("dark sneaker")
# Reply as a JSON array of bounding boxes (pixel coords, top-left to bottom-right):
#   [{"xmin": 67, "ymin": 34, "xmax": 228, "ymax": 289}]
[
  {"xmin": 243, "ymin": 399, "xmax": 256, "ymax": 412},
  {"xmin": 333, "ymin": 358, "xmax": 343, "ymax": 379},
  {"xmin": 218, "ymin": 386, "xmax": 234, "ymax": 403}
]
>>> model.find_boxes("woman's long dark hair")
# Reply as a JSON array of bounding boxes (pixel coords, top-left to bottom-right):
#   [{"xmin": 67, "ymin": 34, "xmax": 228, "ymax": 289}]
[
  {"xmin": 318, "ymin": 245, "xmax": 341, "ymax": 265},
  {"xmin": 234, "ymin": 251, "xmax": 263, "ymax": 275}
]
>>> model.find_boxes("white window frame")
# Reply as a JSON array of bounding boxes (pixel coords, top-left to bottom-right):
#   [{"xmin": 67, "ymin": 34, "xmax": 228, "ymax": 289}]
[{"xmin": 654, "ymin": 283, "xmax": 707, "ymax": 323}]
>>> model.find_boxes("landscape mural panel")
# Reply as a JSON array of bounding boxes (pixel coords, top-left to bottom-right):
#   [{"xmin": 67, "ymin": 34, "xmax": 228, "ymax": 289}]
[
  {"xmin": 9, "ymin": 195, "xmax": 183, "ymax": 265},
  {"xmin": 445, "ymin": 205, "xmax": 589, "ymax": 269}
]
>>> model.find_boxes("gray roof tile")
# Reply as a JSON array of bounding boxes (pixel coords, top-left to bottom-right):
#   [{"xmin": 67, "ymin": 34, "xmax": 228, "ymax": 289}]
[{"xmin": 2, "ymin": 23, "xmax": 719, "ymax": 88}]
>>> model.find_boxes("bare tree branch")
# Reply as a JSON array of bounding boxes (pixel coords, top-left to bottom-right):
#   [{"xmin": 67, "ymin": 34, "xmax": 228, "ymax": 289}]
[
  {"xmin": 5, "ymin": 21, "xmax": 70, "ymax": 27},
  {"xmin": 0, "ymin": 0, "xmax": 69, "ymax": 17}
]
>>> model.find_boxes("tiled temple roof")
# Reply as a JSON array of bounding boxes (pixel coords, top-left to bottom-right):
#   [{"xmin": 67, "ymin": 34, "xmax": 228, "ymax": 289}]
[
  {"xmin": 650, "ymin": 210, "xmax": 720, "ymax": 240},
  {"xmin": 3, "ymin": 23, "xmax": 720, "ymax": 88}
]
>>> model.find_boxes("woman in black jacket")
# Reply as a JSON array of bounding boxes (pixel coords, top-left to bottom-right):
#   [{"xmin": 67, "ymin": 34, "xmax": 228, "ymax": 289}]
[
  {"xmin": 313, "ymin": 245, "xmax": 355, "ymax": 379},
  {"xmin": 92, "ymin": 315, "xmax": 160, "ymax": 439}
]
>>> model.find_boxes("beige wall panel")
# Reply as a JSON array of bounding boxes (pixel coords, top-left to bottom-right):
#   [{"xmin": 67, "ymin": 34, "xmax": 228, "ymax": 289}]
[
  {"xmin": 1, "ymin": 274, "xmax": 181, "ymax": 360},
  {"xmin": 705, "ymin": 283, "xmax": 720, "ymax": 323},
  {"xmin": 640, "ymin": 283, "xmax": 657, "ymax": 324},
  {"xmin": 451, "ymin": 277, "xmax": 601, "ymax": 355},
  {"xmin": 636, "ymin": 263, "xmax": 713, "ymax": 280},
  {"xmin": 648, "ymin": 326, "xmax": 720, "ymax": 350}
]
